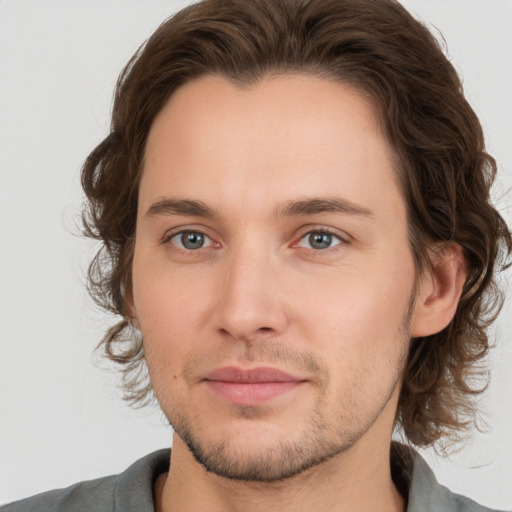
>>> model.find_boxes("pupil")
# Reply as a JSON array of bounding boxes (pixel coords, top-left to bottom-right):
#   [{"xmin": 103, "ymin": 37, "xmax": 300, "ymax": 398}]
[
  {"xmin": 310, "ymin": 232, "xmax": 331, "ymax": 249},
  {"xmin": 182, "ymin": 232, "xmax": 204, "ymax": 249}
]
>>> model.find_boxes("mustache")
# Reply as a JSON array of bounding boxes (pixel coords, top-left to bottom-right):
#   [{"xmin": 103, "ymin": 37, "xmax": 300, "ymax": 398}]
[{"xmin": 182, "ymin": 338, "xmax": 328, "ymax": 382}]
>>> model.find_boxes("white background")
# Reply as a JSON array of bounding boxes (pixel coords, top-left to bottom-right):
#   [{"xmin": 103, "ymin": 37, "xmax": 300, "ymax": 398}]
[{"xmin": 0, "ymin": 0, "xmax": 511, "ymax": 508}]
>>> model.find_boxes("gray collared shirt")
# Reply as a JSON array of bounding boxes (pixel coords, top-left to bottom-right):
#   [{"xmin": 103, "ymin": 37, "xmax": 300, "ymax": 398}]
[
  {"xmin": 393, "ymin": 444, "xmax": 505, "ymax": 512},
  {"xmin": 2, "ymin": 445, "xmax": 505, "ymax": 511}
]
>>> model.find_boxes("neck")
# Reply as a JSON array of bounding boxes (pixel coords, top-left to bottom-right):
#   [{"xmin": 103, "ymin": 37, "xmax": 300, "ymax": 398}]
[{"xmin": 156, "ymin": 433, "xmax": 405, "ymax": 512}]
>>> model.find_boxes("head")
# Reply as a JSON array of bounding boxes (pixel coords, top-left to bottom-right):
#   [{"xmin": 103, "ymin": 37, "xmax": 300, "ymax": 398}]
[{"xmin": 82, "ymin": 0, "xmax": 511, "ymax": 468}]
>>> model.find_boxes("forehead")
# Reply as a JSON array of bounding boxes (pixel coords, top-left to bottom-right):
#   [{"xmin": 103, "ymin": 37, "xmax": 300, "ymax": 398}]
[{"xmin": 140, "ymin": 73, "xmax": 403, "ymax": 222}]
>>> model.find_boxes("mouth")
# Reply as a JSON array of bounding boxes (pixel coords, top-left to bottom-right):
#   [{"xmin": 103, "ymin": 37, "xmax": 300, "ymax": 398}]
[{"xmin": 203, "ymin": 366, "xmax": 308, "ymax": 406}]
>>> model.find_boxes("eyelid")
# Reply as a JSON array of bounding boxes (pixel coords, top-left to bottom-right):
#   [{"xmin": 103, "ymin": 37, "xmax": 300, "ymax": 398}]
[
  {"xmin": 292, "ymin": 226, "xmax": 351, "ymax": 250},
  {"xmin": 162, "ymin": 226, "xmax": 220, "ymax": 250},
  {"xmin": 160, "ymin": 224, "xmax": 350, "ymax": 251},
  {"xmin": 171, "ymin": 231, "xmax": 213, "ymax": 249}
]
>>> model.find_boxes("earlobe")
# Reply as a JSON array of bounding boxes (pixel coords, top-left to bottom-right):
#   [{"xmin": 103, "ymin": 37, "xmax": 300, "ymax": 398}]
[
  {"xmin": 410, "ymin": 242, "xmax": 467, "ymax": 337},
  {"xmin": 126, "ymin": 306, "xmax": 140, "ymax": 332},
  {"xmin": 129, "ymin": 315, "xmax": 141, "ymax": 331},
  {"xmin": 124, "ymin": 287, "xmax": 140, "ymax": 330}
]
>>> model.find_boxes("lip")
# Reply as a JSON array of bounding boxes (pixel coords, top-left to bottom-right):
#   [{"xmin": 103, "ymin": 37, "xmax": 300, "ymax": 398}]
[{"xmin": 203, "ymin": 366, "xmax": 307, "ymax": 406}]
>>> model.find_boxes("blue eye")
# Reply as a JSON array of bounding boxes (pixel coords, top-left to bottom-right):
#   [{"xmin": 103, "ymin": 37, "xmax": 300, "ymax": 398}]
[
  {"xmin": 298, "ymin": 231, "xmax": 343, "ymax": 250},
  {"xmin": 169, "ymin": 231, "xmax": 212, "ymax": 250}
]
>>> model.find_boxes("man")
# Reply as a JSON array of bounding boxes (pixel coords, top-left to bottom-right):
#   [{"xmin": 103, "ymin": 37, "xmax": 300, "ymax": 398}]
[{"xmin": 3, "ymin": 0, "xmax": 511, "ymax": 510}]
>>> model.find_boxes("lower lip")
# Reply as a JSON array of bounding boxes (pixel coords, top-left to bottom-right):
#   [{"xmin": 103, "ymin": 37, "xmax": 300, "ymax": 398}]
[{"xmin": 205, "ymin": 381, "xmax": 305, "ymax": 406}]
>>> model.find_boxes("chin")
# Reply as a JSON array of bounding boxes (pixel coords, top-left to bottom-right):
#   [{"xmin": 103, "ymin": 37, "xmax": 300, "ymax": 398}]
[
  {"xmin": 182, "ymin": 432, "xmax": 348, "ymax": 481},
  {"xmin": 171, "ymin": 411, "xmax": 363, "ymax": 482}
]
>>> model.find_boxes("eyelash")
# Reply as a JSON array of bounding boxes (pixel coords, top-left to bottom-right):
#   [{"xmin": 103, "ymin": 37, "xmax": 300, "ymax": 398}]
[
  {"xmin": 162, "ymin": 227, "xmax": 349, "ymax": 253},
  {"xmin": 294, "ymin": 228, "xmax": 347, "ymax": 252},
  {"xmin": 164, "ymin": 230, "xmax": 217, "ymax": 251}
]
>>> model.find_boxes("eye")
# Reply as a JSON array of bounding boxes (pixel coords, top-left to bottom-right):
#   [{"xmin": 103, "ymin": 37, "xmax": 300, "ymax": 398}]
[
  {"xmin": 168, "ymin": 230, "xmax": 213, "ymax": 250},
  {"xmin": 297, "ymin": 230, "xmax": 344, "ymax": 250}
]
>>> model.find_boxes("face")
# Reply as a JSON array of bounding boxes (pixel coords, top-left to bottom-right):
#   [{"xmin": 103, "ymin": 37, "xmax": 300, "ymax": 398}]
[{"xmin": 132, "ymin": 74, "xmax": 418, "ymax": 481}]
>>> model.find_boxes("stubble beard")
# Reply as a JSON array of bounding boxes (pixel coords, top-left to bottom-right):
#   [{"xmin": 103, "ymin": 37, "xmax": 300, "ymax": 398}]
[
  {"xmin": 167, "ymin": 348, "xmax": 409, "ymax": 482},
  {"xmin": 162, "ymin": 295, "xmax": 415, "ymax": 483},
  {"xmin": 172, "ymin": 404, "xmax": 370, "ymax": 482}
]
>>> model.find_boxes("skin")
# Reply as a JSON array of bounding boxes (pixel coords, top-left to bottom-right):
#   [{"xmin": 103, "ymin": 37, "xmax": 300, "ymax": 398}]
[{"xmin": 131, "ymin": 74, "xmax": 466, "ymax": 512}]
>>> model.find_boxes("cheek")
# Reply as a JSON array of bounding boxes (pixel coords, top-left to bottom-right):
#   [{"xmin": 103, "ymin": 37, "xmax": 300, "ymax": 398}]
[
  {"xmin": 298, "ymin": 273, "xmax": 412, "ymax": 419},
  {"xmin": 295, "ymin": 264, "xmax": 414, "ymax": 372},
  {"xmin": 133, "ymin": 265, "xmax": 224, "ymax": 414},
  {"xmin": 135, "ymin": 278, "xmax": 200, "ymax": 407},
  {"xmin": 133, "ymin": 253, "xmax": 209, "ymax": 326}
]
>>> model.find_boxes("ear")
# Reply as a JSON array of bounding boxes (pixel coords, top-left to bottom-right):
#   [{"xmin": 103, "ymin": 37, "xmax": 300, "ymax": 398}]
[
  {"xmin": 123, "ymin": 283, "xmax": 140, "ymax": 331},
  {"xmin": 410, "ymin": 242, "xmax": 467, "ymax": 337},
  {"xmin": 129, "ymin": 313, "xmax": 140, "ymax": 331},
  {"xmin": 121, "ymin": 244, "xmax": 140, "ymax": 330}
]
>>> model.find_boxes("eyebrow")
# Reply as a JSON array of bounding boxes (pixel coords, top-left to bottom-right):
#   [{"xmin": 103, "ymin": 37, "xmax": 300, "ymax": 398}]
[
  {"xmin": 145, "ymin": 198, "xmax": 215, "ymax": 219},
  {"xmin": 276, "ymin": 197, "xmax": 374, "ymax": 218},
  {"xmin": 144, "ymin": 196, "xmax": 374, "ymax": 220}
]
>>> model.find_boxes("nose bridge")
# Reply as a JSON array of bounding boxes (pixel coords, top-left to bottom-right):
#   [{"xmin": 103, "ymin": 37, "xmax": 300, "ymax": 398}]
[{"xmin": 215, "ymin": 234, "xmax": 287, "ymax": 339}]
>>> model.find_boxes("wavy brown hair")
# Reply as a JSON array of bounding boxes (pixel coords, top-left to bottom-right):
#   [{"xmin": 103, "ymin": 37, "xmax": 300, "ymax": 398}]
[{"xmin": 81, "ymin": 0, "xmax": 511, "ymax": 447}]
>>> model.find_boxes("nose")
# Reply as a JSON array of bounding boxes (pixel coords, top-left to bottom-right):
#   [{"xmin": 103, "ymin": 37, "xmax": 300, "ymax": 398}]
[{"xmin": 214, "ymin": 241, "xmax": 289, "ymax": 341}]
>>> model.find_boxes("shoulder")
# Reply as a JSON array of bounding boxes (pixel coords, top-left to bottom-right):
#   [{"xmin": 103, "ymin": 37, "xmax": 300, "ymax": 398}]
[
  {"xmin": 1, "ymin": 474, "xmax": 118, "ymax": 512},
  {"xmin": 394, "ymin": 444, "xmax": 507, "ymax": 512},
  {"xmin": 1, "ymin": 449, "xmax": 170, "ymax": 512}
]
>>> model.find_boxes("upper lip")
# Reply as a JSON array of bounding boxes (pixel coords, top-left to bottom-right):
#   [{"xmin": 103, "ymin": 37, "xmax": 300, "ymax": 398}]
[{"xmin": 204, "ymin": 366, "xmax": 306, "ymax": 383}]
